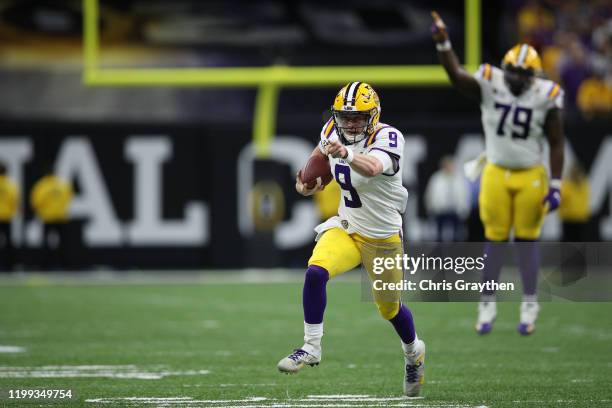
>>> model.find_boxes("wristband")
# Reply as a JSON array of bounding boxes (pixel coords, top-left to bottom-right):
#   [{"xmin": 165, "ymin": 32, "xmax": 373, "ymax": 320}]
[
  {"xmin": 549, "ymin": 178, "xmax": 561, "ymax": 189},
  {"xmin": 344, "ymin": 148, "xmax": 354, "ymax": 163},
  {"xmin": 436, "ymin": 40, "xmax": 452, "ymax": 51}
]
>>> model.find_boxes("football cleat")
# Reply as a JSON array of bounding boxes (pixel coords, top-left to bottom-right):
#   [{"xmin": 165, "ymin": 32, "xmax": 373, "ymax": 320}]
[
  {"xmin": 518, "ymin": 301, "xmax": 540, "ymax": 336},
  {"xmin": 404, "ymin": 339, "xmax": 426, "ymax": 397},
  {"xmin": 277, "ymin": 348, "xmax": 321, "ymax": 374},
  {"xmin": 475, "ymin": 301, "xmax": 497, "ymax": 335}
]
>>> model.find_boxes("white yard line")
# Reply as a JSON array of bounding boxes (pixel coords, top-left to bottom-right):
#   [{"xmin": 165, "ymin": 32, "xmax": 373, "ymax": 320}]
[
  {"xmin": 512, "ymin": 400, "xmax": 612, "ymax": 404},
  {"xmin": 85, "ymin": 395, "xmax": 477, "ymax": 407},
  {"xmin": 0, "ymin": 345, "xmax": 25, "ymax": 353},
  {"xmin": 306, "ymin": 395, "xmax": 371, "ymax": 399},
  {"xmin": 0, "ymin": 365, "xmax": 210, "ymax": 379}
]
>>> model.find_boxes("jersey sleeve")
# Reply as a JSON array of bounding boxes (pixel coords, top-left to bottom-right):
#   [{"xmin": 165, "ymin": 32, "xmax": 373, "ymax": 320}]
[
  {"xmin": 544, "ymin": 82, "xmax": 564, "ymax": 110},
  {"xmin": 318, "ymin": 117, "xmax": 338, "ymax": 154},
  {"xmin": 366, "ymin": 127, "xmax": 404, "ymax": 176}
]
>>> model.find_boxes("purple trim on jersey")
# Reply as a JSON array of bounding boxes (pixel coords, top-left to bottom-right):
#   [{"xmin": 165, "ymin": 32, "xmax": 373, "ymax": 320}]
[
  {"xmin": 370, "ymin": 147, "xmax": 400, "ymax": 161},
  {"xmin": 323, "ymin": 116, "xmax": 332, "ymax": 129},
  {"xmin": 477, "ymin": 64, "xmax": 485, "ymax": 77},
  {"xmin": 483, "ymin": 64, "xmax": 492, "ymax": 81},
  {"xmin": 364, "ymin": 126, "xmax": 392, "ymax": 147},
  {"xmin": 369, "ymin": 147, "xmax": 400, "ymax": 176},
  {"xmin": 547, "ymin": 83, "xmax": 561, "ymax": 99},
  {"xmin": 324, "ymin": 118, "xmax": 335, "ymax": 139},
  {"xmin": 546, "ymin": 83, "xmax": 556, "ymax": 97}
]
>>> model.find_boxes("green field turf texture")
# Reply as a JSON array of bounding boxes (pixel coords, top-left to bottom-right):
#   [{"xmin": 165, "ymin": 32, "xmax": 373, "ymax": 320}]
[{"xmin": 1, "ymin": 281, "xmax": 611, "ymax": 407}]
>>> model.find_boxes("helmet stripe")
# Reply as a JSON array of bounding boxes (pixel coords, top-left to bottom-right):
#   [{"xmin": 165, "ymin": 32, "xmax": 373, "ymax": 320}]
[
  {"xmin": 517, "ymin": 44, "xmax": 529, "ymax": 66},
  {"xmin": 346, "ymin": 81, "xmax": 361, "ymax": 106},
  {"xmin": 343, "ymin": 85, "xmax": 349, "ymax": 106}
]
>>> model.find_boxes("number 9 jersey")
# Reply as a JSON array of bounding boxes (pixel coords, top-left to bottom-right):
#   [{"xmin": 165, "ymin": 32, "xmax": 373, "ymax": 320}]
[
  {"xmin": 474, "ymin": 63, "xmax": 564, "ymax": 169},
  {"xmin": 317, "ymin": 119, "xmax": 409, "ymax": 239}
]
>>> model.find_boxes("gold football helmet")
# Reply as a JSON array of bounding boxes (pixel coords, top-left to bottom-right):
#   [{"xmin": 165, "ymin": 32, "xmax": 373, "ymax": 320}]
[
  {"xmin": 332, "ymin": 82, "xmax": 381, "ymax": 145},
  {"xmin": 501, "ymin": 44, "xmax": 542, "ymax": 95},
  {"xmin": 502, "ymin": 43, "xmax": 542, "ymax": 72}
]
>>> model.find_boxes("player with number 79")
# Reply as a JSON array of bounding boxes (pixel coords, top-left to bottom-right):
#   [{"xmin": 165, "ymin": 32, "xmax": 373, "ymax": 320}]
[{"xmin": 431, "ymin": 11, "xmax": 565, "ymax": 335}]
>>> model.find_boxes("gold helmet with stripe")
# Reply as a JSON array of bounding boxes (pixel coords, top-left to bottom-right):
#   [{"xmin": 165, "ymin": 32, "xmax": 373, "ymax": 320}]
[
  {"xmin": 501, "ymin": 43, "xmax": 542, "ymax": 95},
  {"xmin": 502, "ymin": 43, "xmax": 542, "ymax": 72},
  {"xmin": 332, "ymin": 82, "xmax": 381, "ymax": 145}
]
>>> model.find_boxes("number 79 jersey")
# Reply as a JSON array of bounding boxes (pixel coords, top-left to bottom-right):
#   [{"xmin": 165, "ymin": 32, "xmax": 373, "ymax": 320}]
[
  {"xmin": 474, "ymin": 64, "xmax": 564, "ymax": 169},
  {"xmin": 318, "ymin": 120, "xmax": 408, "ymax": 239}
]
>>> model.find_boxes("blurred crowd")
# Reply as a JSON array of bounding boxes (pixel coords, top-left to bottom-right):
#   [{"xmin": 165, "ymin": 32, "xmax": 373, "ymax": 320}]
[{"xmin": 512, "ymin": 0, "xmax": 612, "ymax": 119}]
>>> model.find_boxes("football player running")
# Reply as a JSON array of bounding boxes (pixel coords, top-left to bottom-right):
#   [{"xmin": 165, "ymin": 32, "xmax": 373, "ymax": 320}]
[
  {"xmin": 277, "ymin": 82, "xmax": 426, "ymax": 397},
  {"xmin": 431, "ymin": 12, "xmax": 565, "ymax": 335}
]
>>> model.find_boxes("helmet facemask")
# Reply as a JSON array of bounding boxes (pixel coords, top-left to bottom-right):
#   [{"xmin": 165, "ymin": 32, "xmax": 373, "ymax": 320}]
[
  {"xmin": 501, "ymin": 44, "xmax": 542, "ymax": 96},
  {"xmin": 332, "ymin": 110, "xmax": 374, "ymax": 145},
  {"xmin": 503, "ymin": 64, "xmax": 535, "ymax": 96}
]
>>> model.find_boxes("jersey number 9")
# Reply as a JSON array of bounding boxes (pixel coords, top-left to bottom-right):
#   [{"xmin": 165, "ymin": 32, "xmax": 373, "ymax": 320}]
[{"xmin": 335, "ymin": 165, "xmax": 362, "ymax": 208}]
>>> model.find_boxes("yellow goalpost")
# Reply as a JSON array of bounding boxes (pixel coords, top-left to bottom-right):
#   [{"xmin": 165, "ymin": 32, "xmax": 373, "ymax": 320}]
[{"xmin": 82, "ymin": 0, "xmax": 481, "ymax": 156}]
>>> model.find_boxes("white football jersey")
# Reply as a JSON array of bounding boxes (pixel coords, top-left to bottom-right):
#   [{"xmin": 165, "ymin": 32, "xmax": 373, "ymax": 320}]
[
  {"xmin": 474, "ymin": 64, "xmax": 564, "ymax": 169},
  {"xmin": 316, "ymin": 119, "xmax": 408, "ymax": 239}
]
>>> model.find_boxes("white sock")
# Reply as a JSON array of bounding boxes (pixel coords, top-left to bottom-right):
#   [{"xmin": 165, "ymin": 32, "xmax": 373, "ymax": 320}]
[
  {"xmin": 402, "ymin": 333, "xmax": 419, "ymax": 355},
  {"xmin": 302, "ymin": 322, "xmax": 323, "ymax": 355}
]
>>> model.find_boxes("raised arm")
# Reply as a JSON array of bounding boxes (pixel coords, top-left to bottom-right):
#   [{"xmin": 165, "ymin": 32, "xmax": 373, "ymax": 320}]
[{"xmin": 431, "ymin": 11, "xmax": 482, "ymax": 102}]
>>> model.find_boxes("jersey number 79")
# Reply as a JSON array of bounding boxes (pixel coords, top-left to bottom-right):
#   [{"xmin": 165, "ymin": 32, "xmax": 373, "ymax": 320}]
[{"xmin": 494, "ymin": 102, "xmax": 533, "ymax": 140}]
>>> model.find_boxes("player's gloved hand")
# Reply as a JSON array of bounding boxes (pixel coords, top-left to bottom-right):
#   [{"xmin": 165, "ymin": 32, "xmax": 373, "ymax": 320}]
[
  {"xmin": 324, "ymin": 140, "xmax": 348, "ymax": 159},
  {"xmin": 296, "ymin": 170, "xmax": 324, "ymax": 196},
  {"xmin": 542, "ymin": 179, "xmax": 561, "ymax": 212},
  {"xmin": 430, "ymin": 11, "xmax": 449, "ymax": 43}
]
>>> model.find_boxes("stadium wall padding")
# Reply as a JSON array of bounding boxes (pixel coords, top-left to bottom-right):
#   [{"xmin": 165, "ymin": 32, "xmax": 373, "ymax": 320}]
[{"xmin": 0, "ymin": 119, "xmax": 609, "ymax": 269}]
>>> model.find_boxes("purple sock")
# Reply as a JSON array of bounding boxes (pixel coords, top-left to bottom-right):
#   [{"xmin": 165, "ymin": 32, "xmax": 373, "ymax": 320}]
[
  {"xmin": 389, "ymin": 304, "xmax": 416, "ymax": 344},
  {"xmin": 482, "ymin": 240, "xmax": 507, "ymax": 296},
  {"xmin": 515, "ymin": 238, "xmax": 539, "ymax": 296},
  {"xmin": 303, "ymin": 265, "xmax": 329, "ymax": 324}
]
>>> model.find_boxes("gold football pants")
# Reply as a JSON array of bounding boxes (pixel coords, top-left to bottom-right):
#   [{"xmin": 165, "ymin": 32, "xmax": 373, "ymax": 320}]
[
  {"xmin": 308, "ymin": 227, "xmax": 404, "ymax": 320},
  {"xmin": 479, "ymin": 163, "xmax": 548, "ymax": 241}
]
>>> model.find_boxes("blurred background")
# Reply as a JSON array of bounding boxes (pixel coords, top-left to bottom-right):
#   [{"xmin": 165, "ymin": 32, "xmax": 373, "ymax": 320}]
[{"xmin": 0, "ymin": 0, "xmax": 610, "ymax": 271}]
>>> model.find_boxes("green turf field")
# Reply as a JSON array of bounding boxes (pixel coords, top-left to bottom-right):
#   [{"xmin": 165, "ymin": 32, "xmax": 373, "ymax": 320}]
[{"xmin": 1, "ymin": 278, "xmax": 611, "ymax": 407}]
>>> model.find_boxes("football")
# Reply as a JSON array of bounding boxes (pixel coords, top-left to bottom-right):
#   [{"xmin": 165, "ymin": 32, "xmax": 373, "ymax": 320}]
[{"xmin": 300, "ymin": 154, "xmax": 333, "ymax": 189}]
